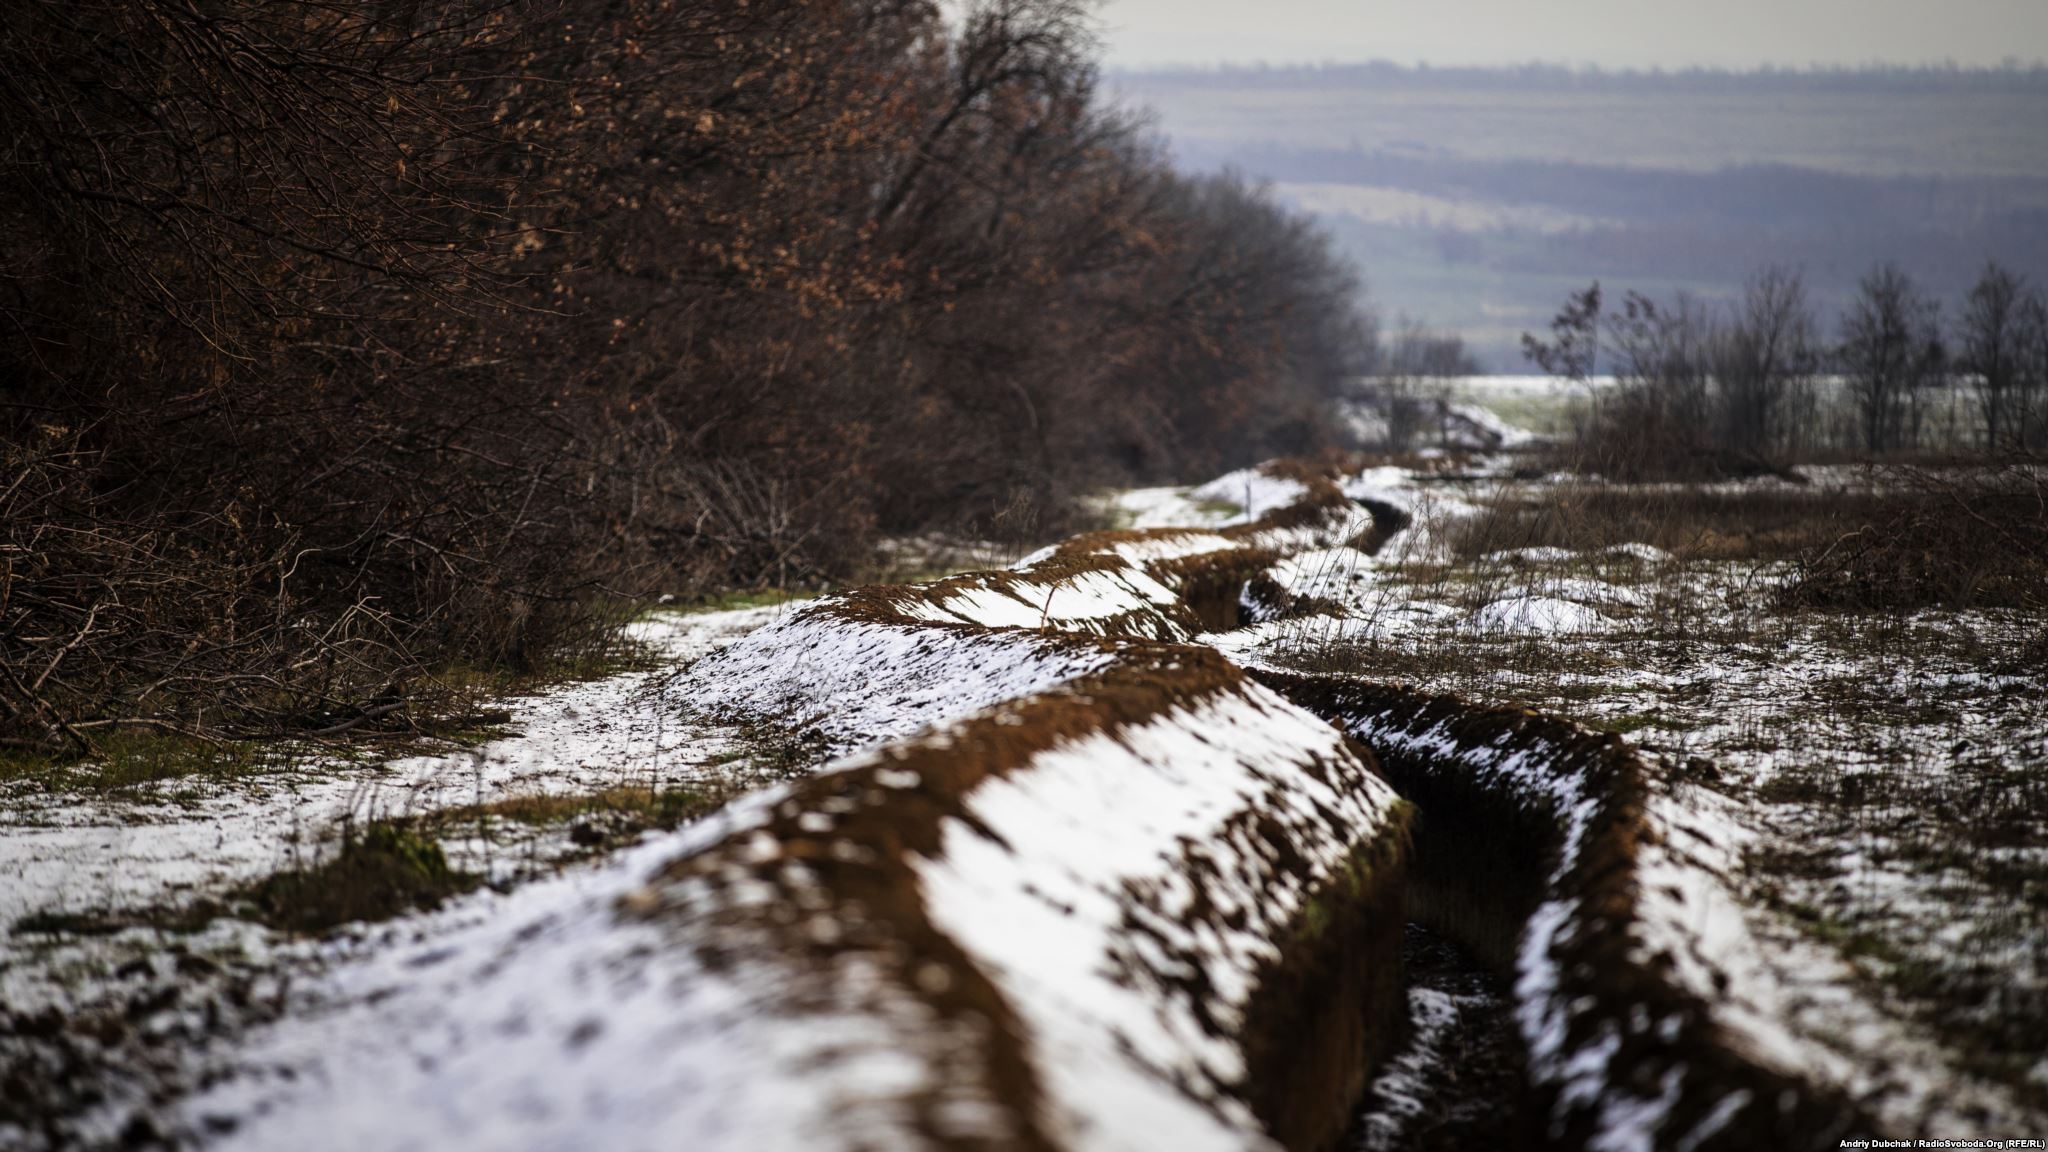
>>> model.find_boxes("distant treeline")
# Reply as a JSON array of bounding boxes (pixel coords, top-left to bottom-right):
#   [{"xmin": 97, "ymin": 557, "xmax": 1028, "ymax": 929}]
[
  {"xmin": 1523, "ymin": 263, "xmax": 2048, "ymax": 477},
  {"xmin": 1117, "ymin": 61, "xmax": 2048, "ymax": 94},
  {"xmin": 0, "ymin": 0, "xmax": 1368, "ymax": 747},
  {"xmin": 1172, "ymin": 144, "xmax": 2048, "ymax": 230}
]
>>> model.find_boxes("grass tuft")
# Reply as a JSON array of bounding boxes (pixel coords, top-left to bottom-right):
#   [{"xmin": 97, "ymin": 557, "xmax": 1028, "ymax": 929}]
[{"xmin": 243, "ymin": 822, "xmax": 478, "ymax": 935}]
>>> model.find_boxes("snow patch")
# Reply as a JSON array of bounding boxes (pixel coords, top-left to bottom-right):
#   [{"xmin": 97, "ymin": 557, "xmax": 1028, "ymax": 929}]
[
  {"xmin": 0, "ymin": 606, "xmax": 784, "ymax": 931},
  {"xmin": 918, "ymin": 688, "xmax": 1402, "ymax": 1150},
  {"xmin": 678, "ymin": 610, "xmax": 1112, "ymax": 755},
  {"xmin": 1472, "ymin": 596, "xmax": 1607, "ymax": 634},
  {"xmin": 1188, "ymin": 468, "xmax": 1311, "ymax": 524}
]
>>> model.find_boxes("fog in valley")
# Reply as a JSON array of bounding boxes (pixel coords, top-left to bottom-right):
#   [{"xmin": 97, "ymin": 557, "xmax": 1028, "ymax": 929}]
[
  {"xmin": 1112, "ymin": 63, "xmax": 2048, "ymax": 368},
  {"xmin": 1099, "ymin": 0, "xmax": 2048, "ymax": 372}
]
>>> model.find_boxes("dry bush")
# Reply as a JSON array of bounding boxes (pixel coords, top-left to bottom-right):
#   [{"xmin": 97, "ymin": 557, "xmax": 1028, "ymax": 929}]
[
  {"xmin": 0, "ymin": 0, "xmax": 1374, "ymax": 751},
  {"xmin": 1780, "ymin": 467, "xmax": 2048, "ymax": 611},
  {"xmin": 1444, "ymin": 482, "xmax": 1843, "ymax": 562},
  {"xmin": 1436, "ymin": 466, "xmax": 2047, "ymax": 618}
]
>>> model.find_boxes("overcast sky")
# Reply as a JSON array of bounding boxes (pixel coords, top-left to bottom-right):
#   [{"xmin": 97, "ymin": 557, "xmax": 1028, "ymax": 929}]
[{"xmin": 1096, "ymin": 0, "xmax": 2048, "ymax": 70}]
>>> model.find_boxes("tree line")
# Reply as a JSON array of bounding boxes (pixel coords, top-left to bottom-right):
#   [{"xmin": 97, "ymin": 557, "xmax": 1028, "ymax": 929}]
[
  {"xmin": 0, "ymin": 0, "xmax": 1370, "ymax": 749},
  {"xmin": 1124, "ymin": 61, "xmax": 2048, "ymax": 95},
  {"xmin": 1523, "ymin": 262, "xmax": 2048, "ymax": 477}
]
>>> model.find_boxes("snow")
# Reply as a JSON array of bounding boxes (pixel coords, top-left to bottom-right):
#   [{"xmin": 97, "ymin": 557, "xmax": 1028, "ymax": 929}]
[
  {"xmin": 1101, "ymin": 471, "xmax": 1302, "ymax": 531},
  {"xmin": 917, "ymin": 688, "xmax": 1402, "ymax": 1150},
  {"xmin": 1471, "ymin": 596, "xmax": 1607, "ymax": 634},
  {"xmin": 1188, "ymin": 467, "xmax": 1311, "ymax": 523},
  {"xmin": 1353, "ymin": 985, "xmax": 1485, "ymax": 1151},
  {"xmin": 18, "ymin": 450, "xmax": 2043, "ymax": 1148},
  {"xmin": 1104, "ymin": 486, "xmax": 1230, "ymax": 531},
  {"xmin": 133, "ymin": 458, "xmax": 1424, "ymax": 1151},
  {"xmin": 174, "ymin": 675, "xmax": 1404, "ymax": 1152},
  {"xmin": 1265, "ymin": 471, "xmax": 2047, "ymax": 1144},
  {"xmin": 1263, "ymin": 546, "xmax": 1381, "ymax": 607},
  {"xmin": 920, "ymin": 567, "xmax": 1189, "ymax": 634},
  {"xmin": 0, "ymin": 607, "xmax": 784, "ymax": 934},
  {"xmin": 1603, "ymin": 542, "xmax": 1672, "ymax": 564},
  {"xmin": 1447, "ymin": 402, "xmax": 1541, "ymax": 449},
  {"xmin": 180, "ymin": 789, "xmax": 940, "ymax": 1152},
  {"xmin": 1343, "ymin": 404, "xmax": 1392, "ymax": 447},
  {"xmin": 1105, "ymin": 532, "xmax": 1240, "ymax": 566},
  {"xmin": 1483, "ymin": 546, "xmax": 1578, "ymax": 565},
  {"xmin": 1630, "ymin": 786, "xmax": 2035, "ymax": 1135},
  {"xmin": 1341, "ymin": 465, "xmax": 1486, "ymax": 562},
  {"xmin": 676, "ymin": 609, "xmax": 1115, "ymax": 755},
  {"xmin": 1518, "ymin": 576, "xmax": 1648, "ymax": 608}
]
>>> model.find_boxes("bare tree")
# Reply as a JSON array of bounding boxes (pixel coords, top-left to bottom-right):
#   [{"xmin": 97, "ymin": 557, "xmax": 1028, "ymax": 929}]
[
  {"xmin": 2022, "ymin": 293, "xmax": 2048, "ymax": 452},
  {"xmin": 1838, "ymin": 262, "xmax": 1945, "ymax": 456},
  {"xmin": 1714, "ymin": 268, "xmax": 1821, "ymax": 463},
  {"xmin": 1523, "ymin": 282, "xmax": 1603, "ymax": 387},
  {"xmin": 1542, "ymin": 275, "xmax": 1817, "ymax": 478},
  {"xmin": 1959, "ymin": 263, "xmax": 2032, "ymax": 453},
  {"xmin": 1610, "ymin": 291, "xmax": 1713, "ymax": 466},
  {"xmin": 1361, "ymin": 320, "xmax": 1476, "ymax": 450},
  {"xmin": 2, "ymin": 0, "xmax": 1384, "ymax": 747}
]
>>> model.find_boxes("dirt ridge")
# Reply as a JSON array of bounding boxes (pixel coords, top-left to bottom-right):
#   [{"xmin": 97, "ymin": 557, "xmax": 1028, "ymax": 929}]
[
  {"xmin": 627, "ymin": 460, "xmax": 1412, "ymax": 1151},
  {"xmin": 1255, "ymin": 670, "xmax": 1872, "ymax": 1151}
]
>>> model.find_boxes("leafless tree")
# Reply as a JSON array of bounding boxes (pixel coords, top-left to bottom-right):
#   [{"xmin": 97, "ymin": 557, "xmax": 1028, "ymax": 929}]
[
  {"xmin": 1838, "ymin": 262, "xmax": 1946, "ymax": 456},
  {"xmin": 1713, "ymin": 268, "xmax": 1821, "ymax": 462},
  {"xmin": 1523, "ymin": 282, "xmax": 1603, "ymax": 387},
  {"xmin": 1596, "ymin": 290, "xmax": 1715, "ymax": 472},
  {"xmin": 1, "ymin": 0, "xmax": 1379, "ymax": 747},
  {"xmin": 2021, "ymin": 294, "xmax": 2048, "ymax": 451},
  {"xmin": 1958, "ymin": 262, "xmax": 2034, "ymax": 453},
  {"xmin": 1361, "ymin": 320, "xmax": 1474, "ymax": 450}
]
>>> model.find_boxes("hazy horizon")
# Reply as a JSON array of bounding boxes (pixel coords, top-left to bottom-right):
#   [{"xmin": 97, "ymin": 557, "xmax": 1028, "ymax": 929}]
[
  {"xmin": 1109, "ymin": 63, "xmax": 2048, "ymax": 369},
  {"xmin": 1096, "ymin": 0, "xmax": 2048, "ymax": 72}
]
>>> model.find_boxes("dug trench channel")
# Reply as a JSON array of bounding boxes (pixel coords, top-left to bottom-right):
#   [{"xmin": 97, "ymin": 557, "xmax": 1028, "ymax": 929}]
[
  {"xmin": 1222, "ymin": 482, "xmax": 1861, "ymax": 1151},
  {"xmin": 1231, "ymin": 494, "xmax": 1536, "ymax": 1151},
  {"xmin": 74, "ymin": 467, "xmax": 1865, "ymax": 1152}
]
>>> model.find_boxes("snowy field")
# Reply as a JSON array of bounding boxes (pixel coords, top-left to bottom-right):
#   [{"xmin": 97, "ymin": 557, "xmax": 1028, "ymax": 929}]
[
  {"xmin": 1230, "ymin": 456, "xmax": 2048, "ymax": 1138},
  {"xmin": 3, "ymin": 433, "xmax": 2042, "ymax": 1151}
]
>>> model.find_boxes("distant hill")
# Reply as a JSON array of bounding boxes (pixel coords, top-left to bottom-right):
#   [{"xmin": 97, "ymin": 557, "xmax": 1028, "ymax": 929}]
[{"xmin": 1110, "ymin": 64, "xmax": 2048, "ymax": 368}]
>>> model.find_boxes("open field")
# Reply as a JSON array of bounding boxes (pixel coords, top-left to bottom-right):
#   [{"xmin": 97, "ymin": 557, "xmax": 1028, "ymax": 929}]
[
  {"xmin": 1111, "ymin": 66, "xmax": 2048, "ymax": 367},
  {"xmin": 1248, "ymin": 460, "xmax": 2048, "ymax": 1123},
  {"xmin": 3, "ymin": 442, "xmax": 2041, "ymax": 1150}
]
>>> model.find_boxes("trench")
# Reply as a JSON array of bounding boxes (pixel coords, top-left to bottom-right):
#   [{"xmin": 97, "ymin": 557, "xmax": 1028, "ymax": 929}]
[
  {"xmin": 3, "ymin": 467, "xmax": 1890, "ymax": 1151},
  {"xmin": 1326, "ymin": 723, "xmax": 1546, "ymax": 1151},
  {"xmin": 1348, "ymin": 803, "xmax": 1542, "ymax": 1149},
  {"xmin": 1177, "ymin": 493, "xmax": 1542, "ymax": 1149},
  {"xmin": 1332, "ymin": 494, "xmax": 1536, "ymax": 1150},
  {"xmin": 1343, "ymin": 923, "xmax": 1526, "ymax": 1152}
]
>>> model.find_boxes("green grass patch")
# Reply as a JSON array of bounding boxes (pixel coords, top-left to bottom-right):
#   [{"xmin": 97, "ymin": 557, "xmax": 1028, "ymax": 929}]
[
  {"xmin": 243, "ymin": 822, "xmax": 479, "ymax": 935},
  {"xmin": 1600, "ymin": 713, "xmax": 1662, "ymax": 735},
  {"xmin": 0, "ymin": 731, "xmax": 268, "ymax": 794},
  {"xmin": 665, "ymin": 587, "xmax": 821, "ymax": 615}
]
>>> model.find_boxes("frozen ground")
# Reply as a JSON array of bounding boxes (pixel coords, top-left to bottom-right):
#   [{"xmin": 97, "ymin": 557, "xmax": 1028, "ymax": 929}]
[
  {"xmin": 1243, "ymin": 455, "xmax": 2048, "ymax": 1132},
  {"xmin": 0, "ymin": 605, "xmax": 808, "ymax": 1149},
  {"xmin": 0, "ymin": 607, "xmax": 787, "ymax": 931},
  {"xmin": 1351, "ymin": 926, "xmax": 1518, "ymax": 1152},
  {"xmin": 7, "ymin": 431, "xmax": 2041, "ymax": 1150}
]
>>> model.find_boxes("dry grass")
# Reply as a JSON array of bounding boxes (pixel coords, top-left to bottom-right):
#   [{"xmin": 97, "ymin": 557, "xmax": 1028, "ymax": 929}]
[
  {"xmin": 426, "ymin": 780, "xmax": 744, "ymax": 853},
  {"xmin": 1274, "ymin": 467, "xmax": 2048, "ymax": 1105},
  {"xmin": 241, "ymin": 822, "xmax": 478, "ymax": 936}
]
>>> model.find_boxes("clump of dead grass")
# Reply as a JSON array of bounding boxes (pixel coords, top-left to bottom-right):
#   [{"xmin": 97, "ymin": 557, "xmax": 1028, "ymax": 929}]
[
  {"xmin": 242, "ymin": 821, "xmax": 478, "ymax": 935},
  {"xmin": 1778, "ymin": 468, "xmax": 2048, "ymax": 612}
]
